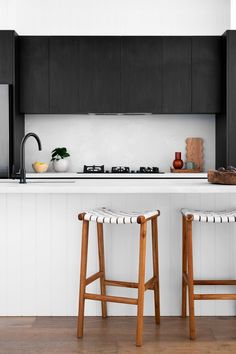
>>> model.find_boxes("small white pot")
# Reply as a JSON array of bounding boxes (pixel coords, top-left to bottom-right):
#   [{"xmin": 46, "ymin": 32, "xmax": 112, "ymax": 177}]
[{"xmin": 53, "ymin": 158, "xmax": 69, "ymax": 172}]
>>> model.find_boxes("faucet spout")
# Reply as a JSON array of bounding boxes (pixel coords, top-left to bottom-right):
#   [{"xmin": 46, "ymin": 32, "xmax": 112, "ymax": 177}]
[{"xmin": 19, "ymin": 133, "xmax": 42, "ymax": 184}]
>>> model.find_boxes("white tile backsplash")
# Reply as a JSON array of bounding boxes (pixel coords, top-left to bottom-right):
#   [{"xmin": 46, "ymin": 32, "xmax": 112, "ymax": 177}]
[{"xmin": 25, "ymin": 114, "xmax": 215, "ymax": 172}]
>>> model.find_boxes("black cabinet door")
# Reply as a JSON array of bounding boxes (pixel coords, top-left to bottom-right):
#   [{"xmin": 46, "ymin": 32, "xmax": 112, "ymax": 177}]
[
  {"xmin": 162, "ymin": 37, "xmax": 191, "ymax": 113},
  {"xmin": 50, "ymin": 37, "xmax": 80, "ymax": 113},
  {"xmin": 0, "ymin": 31, "xmax": 13, "ymax": 84},
  {"xmin": 79, "ymin": 37, "xmax": 121, "ymax": 113},
  {"xmin": 122, "ymin": 37, "xmax": 162, "ymax": 113},
  {"xmin": 192, "ymin": 37, "xmax": 223, "ymax": 113},
  {"xmin": 19, "ymin": 36, "xmax": 49, "ymax": 113},
  {"xmin": 226, "ymin": 31, "xmax": 236, "ymax": 166}
]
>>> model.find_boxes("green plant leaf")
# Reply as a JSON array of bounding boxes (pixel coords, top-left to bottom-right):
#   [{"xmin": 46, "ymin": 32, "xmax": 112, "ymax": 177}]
[{"xmin": 51, "ymin": 147, "xmax": 70, "ymax": 159}]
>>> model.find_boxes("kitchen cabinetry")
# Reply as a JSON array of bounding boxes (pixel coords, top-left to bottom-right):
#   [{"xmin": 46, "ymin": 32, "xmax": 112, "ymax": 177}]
[
  {"xmin": 0, "ymin": 30, "xmax": 24, "ymax": 176},
  {"xmin": 50, "ymin": 37, "xmax": 80, "ymax": 113},
  {"xmin": 19, "ymin": 36, "xmax": 49, "ymax": 113},
  {"xmin": 19, "ymin": 35, "xmax": 223, "ymax": 114},
  {"xmin": 0, "ymin": 31, "xmax": 14, "ymax": 84},
  {"xmin": 192, "ymin": 36, "xmax": 222, "ymax": 113},
  {"xmin": 216, "ymin": 31, "xmax": 236, "ymax": 168},
  {"xmin": 79, "ymin": 37, "xmax": 121, "ymax": 113},
  {"xmin": 122, "ymin": 37, "xmax": 162, "ymax": 113},
  {"xmin": 162, "ymin": 37, "xmax": 191, "ymax": 113}
]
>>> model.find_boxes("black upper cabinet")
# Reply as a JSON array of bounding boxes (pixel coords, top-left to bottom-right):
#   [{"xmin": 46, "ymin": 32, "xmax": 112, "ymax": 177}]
[
  {"xmin": 18, "ymin": 35, "xmax": 223, "ymax": 114},
  {"xmin": 216, "ymin": 31, "xmax": 236, "ymax": 168},
  {"xmin": 0, "ymin": 31, "xmax": 14, "ymax": 84},
  {"xmin": 50, "ymin": 37, "xmax": 80, "ymax": 113},
  {"xmin": 122, "ymin": 37, "xmax": 162, "ymax": 113},
  {"xmin": 192, "ymin": 37, "xmax": 222, "ymax": 113},
  {"xmin": 0, "ymin": 30, "xmax": 24, "ymax": 176},
  {"xmin": 19, "ymin": 36, "xmax": 49, "ymax": 113},
  {"xmin": 79, "ymin": 37, "xmax": 121, "ymax": 113},
  {"xmin": 162, "ymin": 37, "xmax": 191, "ymax": 113}
]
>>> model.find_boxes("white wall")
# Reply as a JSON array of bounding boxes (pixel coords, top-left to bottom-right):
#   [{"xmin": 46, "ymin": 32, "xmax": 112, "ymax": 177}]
[
  {"xmin": 25, "ymin": 115, "xmax": 215, "ymax": 172},
  {"xmin": 231, "ymin": 0, "xmax": 236, "ymax": 28},
  {"xmin": 0, "ymin": 0, "xmax": 230, "ymax": 171},
  {"xmin": 0, "ymin": 0, "xmax": 230, "ymax": 35}
]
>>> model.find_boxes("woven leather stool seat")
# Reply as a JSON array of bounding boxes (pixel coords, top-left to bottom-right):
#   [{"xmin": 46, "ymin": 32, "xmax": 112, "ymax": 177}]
[
  {"xmin": 181, "ymin": 208, "xmax": 236, "ymax": 223},
  {"xmin": 80, "ymin": 207, "xmax": 160, "ymax": 224}
]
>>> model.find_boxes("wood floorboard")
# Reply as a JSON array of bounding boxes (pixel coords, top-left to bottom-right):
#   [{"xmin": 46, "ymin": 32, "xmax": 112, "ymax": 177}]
[{"xmin": 0, "ymin": 316, "xmax": 236, "ymax": 353}]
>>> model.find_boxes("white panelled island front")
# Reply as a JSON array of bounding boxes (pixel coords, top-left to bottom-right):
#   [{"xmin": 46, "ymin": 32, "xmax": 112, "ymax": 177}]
[{"xmin": 1, "ymin": 177, "xmax": 236, "ymax": 317}]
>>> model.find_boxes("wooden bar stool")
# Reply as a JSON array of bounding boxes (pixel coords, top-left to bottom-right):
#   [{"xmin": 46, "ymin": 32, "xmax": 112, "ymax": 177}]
[
  {"xmin": 77, "ymin": 207, "xmax": 161, "ymax": 347},
  {"xmin": 181, "ymin": 208, "xmax": 236, "ymax": 340}
]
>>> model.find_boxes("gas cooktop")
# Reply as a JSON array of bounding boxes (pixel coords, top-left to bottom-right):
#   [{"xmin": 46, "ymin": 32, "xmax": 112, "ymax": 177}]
[{"xmin": 76, "ymin": 165, "xmax": 164, "ymax": 178}]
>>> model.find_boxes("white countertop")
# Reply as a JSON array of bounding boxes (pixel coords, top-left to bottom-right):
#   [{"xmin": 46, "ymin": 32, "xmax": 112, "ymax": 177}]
[
  {"xmin": 26, "ymin": 172, "xmax": 207, "ymax": 179},
  {"xmin": 0, "ymin": 176, "xmax": 236, "ymax": 193}
]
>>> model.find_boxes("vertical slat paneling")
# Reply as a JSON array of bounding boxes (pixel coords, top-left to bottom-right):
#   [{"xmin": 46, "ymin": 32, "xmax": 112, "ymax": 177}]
[
  {"xmin": 155, "ymin": 194, "xmax": 171, "ymax": 316},
  {"xmin": 35, "ymin": 194, "xmax": 52, "ymax": 315},
  {"xmin": 1, "ymin": 193, "xmax": 236, "ymax": 317},
  {"xmin": 51, "ymin": 194, "xmax": 68, "ymax": 315},
  {"xmin": 199, "ymin": 194, "xmax": 216, "ymax": 316},
  {"xmin": 0, "ymin": 194, "xmax": 7, "ymax": 315},
  {"xmin": 109, "ymin": 194, "xmax": 138, "ymax": 315},
  {"xmin": 81, "ymin": 194, "xmax": 102, "ymax": 316},
  {"xmin": 169, "ymin": 194, "xmax": 184, "ymax": 315},
  {"xmin": 20, "ymin": 194, "xmax": 36, "ymax": 315},
  {"xmin": 183, "ymin": 193, "xmax": 201, "ymax": 315},
  {"xmin": 215, "ymin": 194, "xmax": 234, "ymax": 315},
  {"xmin": 66, "ymin": 194, "xmax": 81, "ymax": 316},
  {"xmin": 6, "ymin": 194, "xmax": 22, "ymax": 315}
]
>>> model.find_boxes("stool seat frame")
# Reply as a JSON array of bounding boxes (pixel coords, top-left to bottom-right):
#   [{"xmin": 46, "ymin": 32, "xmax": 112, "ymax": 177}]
[
  {"xmin": 77, "ymin": 211, "xmax": 160, "ymax": 347},
  {"xmin": 182, "ymin": 214, "xmax": 236, "ymax": 340}
]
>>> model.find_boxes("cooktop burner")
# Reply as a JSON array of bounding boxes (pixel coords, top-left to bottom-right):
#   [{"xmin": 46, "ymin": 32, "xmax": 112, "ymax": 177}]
[
  {"xmin": 83, "ymin": 165, "xmax": 105, "ymax": 173},
  {"xmin": 82, "ymin": 165, "xmax": 160, "ymax": 174},
  {"xmin": 111, "ymin": 166, "xmax": 130, "ymax": 173},
  {"xmin": 138, "ymin": 167, "xmax": 159, "ymax": 173}
]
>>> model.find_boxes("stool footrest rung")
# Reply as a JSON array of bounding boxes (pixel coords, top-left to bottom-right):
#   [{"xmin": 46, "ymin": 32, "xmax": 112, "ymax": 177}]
[
  {"xmin": 104, "ymin": 279, "xmax": 138, "ymax": 289},
  {"xmin": 85, "ymin": 272, "xmax": 103, "ymax": 286},
  {"xmin": 103, "ymin": 277, "xmax": 156, "ymax": 291},
  {"xmin": 194, "ymin": 279, "xmax": 236, "ymax": 286},
  {"xmin": 84, "ymin": 292, "xmax": 138, "ymax": 305},
  {"xmin": 194, "ymin": 294, "xmax": 236, "ymax": 300}
]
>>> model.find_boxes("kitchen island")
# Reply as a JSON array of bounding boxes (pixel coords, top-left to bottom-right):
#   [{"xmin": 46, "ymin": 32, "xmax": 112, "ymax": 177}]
[
  {"xmin": 2, "ymin": 174, "xmax": 236, "ymax": 193},
  {"xmin": 0, "ymin": 176, "xmax": 236, "ymax": 318}
]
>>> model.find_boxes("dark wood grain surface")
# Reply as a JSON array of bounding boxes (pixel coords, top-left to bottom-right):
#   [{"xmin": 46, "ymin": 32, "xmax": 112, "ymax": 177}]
[{"xmin": 19, "ymin": 36, "xmax": 49, "ymax": 113}]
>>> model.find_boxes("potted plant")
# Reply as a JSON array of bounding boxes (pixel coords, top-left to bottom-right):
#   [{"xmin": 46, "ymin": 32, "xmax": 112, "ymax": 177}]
[{"xmin": 51, "ymin": 147, "xmax": 70, "ymax": 172}]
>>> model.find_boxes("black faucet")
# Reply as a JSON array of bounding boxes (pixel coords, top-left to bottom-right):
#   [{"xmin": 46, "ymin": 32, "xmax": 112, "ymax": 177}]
[{"xmin": 19, "ymin": 133, "xmax": 42, "ymax": 184}]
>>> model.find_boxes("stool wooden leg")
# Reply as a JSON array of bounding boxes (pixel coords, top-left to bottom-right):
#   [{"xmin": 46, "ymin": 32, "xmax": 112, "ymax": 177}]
[
  {"xmin": 182, "ymin": 215, "xmax": 187, "ymax": 318},
  {"xmin": 97, "ymin": 223, "xmax": 107, "ymax": 318},
  {"xmin": 136, "ymin": 221, "xmax": 147, "ymax": 347},
  {"xmin": 77, "ymin": 220, "xmax": 89, "ymax": 338},
  {"xmin": 151, "ymin": 217, "xmax": 160, "ymax": 324},
  {"xmin": 186, "ymin": 218, "xmax": 196, "ymax": 340}
]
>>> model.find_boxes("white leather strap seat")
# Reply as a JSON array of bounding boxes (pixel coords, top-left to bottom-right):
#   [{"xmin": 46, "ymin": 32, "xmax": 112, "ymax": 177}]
[
  {"xmin": 82, "ymin": 207, "xmax": 160, "ymax": 224},
  {"xmin": 181, "ymin": 208, "xmax": 236, "ymax": 223}
]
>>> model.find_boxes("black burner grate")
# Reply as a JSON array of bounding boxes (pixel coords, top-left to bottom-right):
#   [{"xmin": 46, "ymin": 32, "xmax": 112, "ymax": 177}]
[{"xmin": 83, "ymin": 165, "xmax": 105, "ymax": 173}]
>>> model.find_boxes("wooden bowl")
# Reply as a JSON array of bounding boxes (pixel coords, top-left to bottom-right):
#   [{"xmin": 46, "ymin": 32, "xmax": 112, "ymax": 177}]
[
  {"xmin": 32, "ymin": 162, "xmax": 49, "ymax": 173},
  {"xmin": 208, "ymin": 169, "xmax": 236, "ymax": 185}
]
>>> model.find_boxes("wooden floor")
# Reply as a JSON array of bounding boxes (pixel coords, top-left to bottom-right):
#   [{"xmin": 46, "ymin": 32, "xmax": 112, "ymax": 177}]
[{"xmin": 0, "ymin": 316, "xmax": 236, "ymax": 353}]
